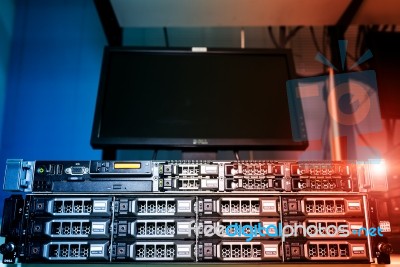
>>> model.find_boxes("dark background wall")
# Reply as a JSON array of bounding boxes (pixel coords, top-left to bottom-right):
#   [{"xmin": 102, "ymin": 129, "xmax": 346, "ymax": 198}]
[{"xmin": 0, "ymin": 0, "xmax": 107, "ymax": 203}]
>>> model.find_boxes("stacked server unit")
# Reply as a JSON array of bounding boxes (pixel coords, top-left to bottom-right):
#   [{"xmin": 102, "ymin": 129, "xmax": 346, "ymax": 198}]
[{"xmin": 0, "ymin": 159, "xmax": 392, "ymax": 264}]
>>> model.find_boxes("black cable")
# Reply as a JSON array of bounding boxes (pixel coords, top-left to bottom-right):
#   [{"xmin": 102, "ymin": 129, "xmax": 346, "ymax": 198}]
[
  {"xmin": 355, "ymin": 25, "xmax": 370, "ymax": 61},
  {"xmin": 346, "ymin": 52, "xmax": 358, "ymax": 62},
  {"xmin": 358, "ymin": 26, "xmax": 370, "ymax": 70},
  {"xmin": 152, "ymin": 150, "xmax": 158, "ymax": 161},
  {"xmin": 385, "ymin": 119, "xmax": 395, "ymax": 152},
  {"xmin": 309, "ymin": 26, "xmax": 322, "ymax": 53},
  {"xmin": 267, "ymin": 27, "xmax": 280, "ymax": 48},
  {"xmin": 279, "ymin": 26, "xmax": 286, "ymax": 48},
  {"xmin": 234, "ymin": 151, "xmax": 240, "ymax": 161},
  {"xmin": 319, "ymin": 84, "xmax": 332, "ymax": 160},
  {"xmin": 285, "ymin": 26, "xmax": 303, "ymax": 45},
  {"xmin": 383, "ymin": 119, "xmax": 400, "ymax": 157},
  {"xmin": 370, "ymin": 25, "xmax": 380, "ymax": 32},
  {"xmin": 355, "ymin": 26, "xmax": 362, "ymax": 59},
  {"xmin": 267, "ymin": 26, "xmax": 303, "ymax": 48},
  {"xmin": 163, "ymin": 27, "xmax": 170, "ymax": 47},
  {"xmin": 320, "ymin": 108, "xmax": 331, "ymax": 160},
  {"xmin": 380, "ymin": 25, "xmax": 389, "ymax": 32},
  {"xmin": 322, "ymin": 26, "xmax": 327, "ymax": 57}
]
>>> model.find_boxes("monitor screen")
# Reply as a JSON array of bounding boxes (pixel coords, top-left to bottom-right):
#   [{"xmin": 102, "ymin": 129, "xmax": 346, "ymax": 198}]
[{"xmin": 91, "ymin": 47, "xmax": 308, "ymax": 150}]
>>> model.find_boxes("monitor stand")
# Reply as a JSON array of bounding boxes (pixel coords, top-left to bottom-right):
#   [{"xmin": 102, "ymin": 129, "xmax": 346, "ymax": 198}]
[
  {"xmin": 182, "ymin": 150, "xmax": 217, "ymax": 160},
  {"xmin": 102, "ymin": 148, "xmax": 117, "ymax": 160}
]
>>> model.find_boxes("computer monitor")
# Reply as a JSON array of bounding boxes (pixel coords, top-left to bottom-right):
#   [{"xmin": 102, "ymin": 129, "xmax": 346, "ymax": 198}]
[{"xmin": 91, "ymin": 47, "xmax": 308, "ymax": 150}]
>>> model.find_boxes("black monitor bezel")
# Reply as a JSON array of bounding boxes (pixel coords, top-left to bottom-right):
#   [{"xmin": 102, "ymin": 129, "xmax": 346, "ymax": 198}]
[{"xmin": 91, "ymin": 46, "xmax": 308, "ymax": 150}]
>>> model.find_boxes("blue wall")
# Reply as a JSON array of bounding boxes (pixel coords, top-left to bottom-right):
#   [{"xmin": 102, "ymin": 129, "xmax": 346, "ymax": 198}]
[
  {"xmin": 0, "ymin": 0, "xmax": 15, "ymax": 163},
  {"xmin": 0, "ymin": 0, "xmax": 106, "ymax": 201}
]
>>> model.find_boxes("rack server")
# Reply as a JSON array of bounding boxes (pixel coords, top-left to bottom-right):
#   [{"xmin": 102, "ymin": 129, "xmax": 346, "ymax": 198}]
[{"xmin": 0, "ymin": 159, "xmax": 393, "ymax": 264}]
